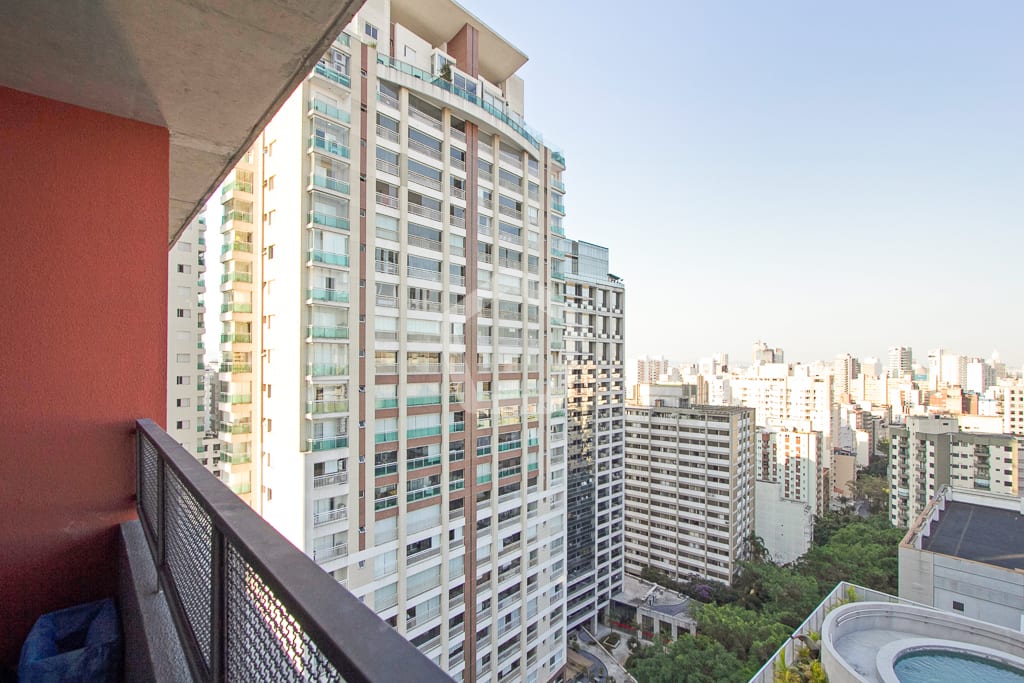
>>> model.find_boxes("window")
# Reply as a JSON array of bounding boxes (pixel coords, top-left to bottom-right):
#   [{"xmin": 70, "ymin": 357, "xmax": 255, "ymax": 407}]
[
  {"xmin": 176, "ymin": 353, "xmax": 190, "ymax": 363},
  {"xmin": 952, "ymin": 601, "xmax": 965, "ymax": 612},
  {"xmin": 177, "ymin": 264, "xmax": 191, "ymax": 274},
  {"xmin": 364, "ymin": 22, "xmax": 378, "ymax": 40},
  {"xmin": 176, "ymin": 398, "xmax": 190, "ymax": 408},
  {"xmin": 176, "ymin": 309, "xmax": 190, "ymax": 318},
  {"xmin": 176, "ymin": 376, "xmax": 190, "ymax": 386},
  {"xmin": 404, "ymin": 46, "xmax": 416, "ymax": 59},
  {"xmin": 176, "ymin": 420, "xmax": 190, "ymax": 430}
]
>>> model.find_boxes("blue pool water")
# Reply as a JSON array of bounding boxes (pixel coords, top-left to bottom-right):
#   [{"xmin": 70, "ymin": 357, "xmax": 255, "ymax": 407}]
[{"xmin": 894, "ymin": 650, "xmax": 1024, "ymax": 683}]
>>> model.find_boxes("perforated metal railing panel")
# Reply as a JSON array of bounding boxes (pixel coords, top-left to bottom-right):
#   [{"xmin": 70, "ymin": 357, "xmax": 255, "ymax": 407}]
[
  {"xmin": 165, "ymin": 475, "xmax": 214, "ymax": 666},
  {"xmin": 226, "ymin": 545, "xmax": 344, "ymax": 682}
]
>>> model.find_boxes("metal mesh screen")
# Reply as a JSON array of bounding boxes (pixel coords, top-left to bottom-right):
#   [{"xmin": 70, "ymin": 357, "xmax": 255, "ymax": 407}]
[
  {"xmin": 165, "ymin": 474, "xmax": 214, "ymax": 666},
  {"xmin": 225, "ymin": 544, "xmax": 343, "ymax": 683},
  {"xmin": 139, "ymin": 436, "xmax": 159, "ymax": 537}
]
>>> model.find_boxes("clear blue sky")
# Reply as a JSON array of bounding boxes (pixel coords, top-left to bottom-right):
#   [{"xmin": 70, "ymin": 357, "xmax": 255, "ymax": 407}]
[{"xmin": 469, "ymin": 0, "xmax": 1024, "ymax": 367}]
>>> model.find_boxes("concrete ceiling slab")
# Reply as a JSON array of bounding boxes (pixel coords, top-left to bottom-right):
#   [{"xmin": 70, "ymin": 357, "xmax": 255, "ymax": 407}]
[{"xmin": 0, "ymin": 0, "xmax": 364, "ymax": 243}]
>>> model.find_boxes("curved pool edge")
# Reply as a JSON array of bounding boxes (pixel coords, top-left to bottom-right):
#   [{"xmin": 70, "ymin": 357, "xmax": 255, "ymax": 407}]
[{"xmin": 875, "ymin": 637, "xmax": 1024, "ymax": 683}]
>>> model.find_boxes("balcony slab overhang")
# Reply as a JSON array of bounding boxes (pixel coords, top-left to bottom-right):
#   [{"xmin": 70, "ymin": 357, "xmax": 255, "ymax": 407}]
[{"xmin": 0, "ymin": 0, "xmax": 362, "ymax": 244}]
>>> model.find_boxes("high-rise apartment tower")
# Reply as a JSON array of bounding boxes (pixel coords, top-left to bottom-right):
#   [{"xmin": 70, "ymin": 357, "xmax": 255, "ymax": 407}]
[{"xmin": 218, "ymin": 2, "xmax": 572, "ymax": 679}]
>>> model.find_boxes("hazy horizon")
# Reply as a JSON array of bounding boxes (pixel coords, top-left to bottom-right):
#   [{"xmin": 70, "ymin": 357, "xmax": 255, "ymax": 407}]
[{"xmin": 471, "ymin": 0, "xmax": 1023, "ymax": 368}]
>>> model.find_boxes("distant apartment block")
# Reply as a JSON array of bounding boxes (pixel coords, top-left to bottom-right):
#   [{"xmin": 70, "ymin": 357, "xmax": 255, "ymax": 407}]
[
  {"xmin": 1005, "ymin": 384, "xmax": 1024, "ymax": 436},
  {"xmin": 167, "ymin": 214, "xmax": 213, "ymax": 468},
  {"xmin": 751, "ymin": 340, "xmax": 784, "ymax": 366},
  {"xmin": 729, "ymin": 363, "xmax": 834, "ymax": 450},
  {"xmin": 624, "ymin": 390, "xmax": 755, "ymax": 585},
  {"xmin": 888, "ymin": 346, "xmax": 913, "ymax": 378},
  {"xmin": 754, "ymin": 427, "xmax": 826, "ymax": 564},
  {"xmin": 889, "ymin": 415, "xmax": 1022, "ymax": 527},
  {"xmin": 635, "ymin": 355, "xmax": 670, "ymax": 386}
]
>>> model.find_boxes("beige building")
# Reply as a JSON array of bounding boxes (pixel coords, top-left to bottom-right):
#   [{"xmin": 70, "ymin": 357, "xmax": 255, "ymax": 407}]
[
  {"xmin": 218, "ymin": 2, "xmax": 571, "ymax": 679},
  {"xmin": 889, "ymin": 415, "xmax": 1022, "ymax": 527},
  {"xmin": 624, "ymin": 395, "xmax": 755, "ymax": 586},
  {"xmin": 167, "ymin": 213, "xmax": 216, "ymax": 471}
]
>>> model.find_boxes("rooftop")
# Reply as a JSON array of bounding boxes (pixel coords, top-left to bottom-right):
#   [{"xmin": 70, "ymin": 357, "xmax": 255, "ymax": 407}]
[
  {"xmin": 613, "ymin": 575, "xmax": 694, "ymax": 619},
  {"xmin": 921, "ymin": 500, "xmax": 1024, "ymax": 570}
]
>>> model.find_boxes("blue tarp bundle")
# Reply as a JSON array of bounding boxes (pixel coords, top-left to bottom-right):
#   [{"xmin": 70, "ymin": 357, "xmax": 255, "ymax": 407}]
[{"xmin": 18, "ymin": 598, "xmax": 121, "ymax": 682}]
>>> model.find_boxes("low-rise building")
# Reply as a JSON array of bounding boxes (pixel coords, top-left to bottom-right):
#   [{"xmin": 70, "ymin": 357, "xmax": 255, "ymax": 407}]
[{"xmin": 899, "ymin": 486, "xmax": 1024, "ymax": 630}]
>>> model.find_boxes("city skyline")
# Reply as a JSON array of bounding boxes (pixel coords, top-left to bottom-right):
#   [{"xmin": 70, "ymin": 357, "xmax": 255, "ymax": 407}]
[{"xmin": 469, "ymin": 0, "xmax": 1024, "ymax": 364}]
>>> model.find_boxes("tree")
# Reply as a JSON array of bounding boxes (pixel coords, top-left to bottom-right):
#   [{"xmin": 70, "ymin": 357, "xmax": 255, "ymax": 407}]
[
  {"xmin": 626, "ymin": 634, "xmax": 753, "ymax": 683},
  {"xmin": 439, "ymin": 62, "xmax": 452, "ymax": 82},
  {"xmin": 693, "ymin": 602, "xmax": 792, "ymax": 664},
  {"xmin": 850, "ymin": 473, "xmax": 888, "ymax": 514}
]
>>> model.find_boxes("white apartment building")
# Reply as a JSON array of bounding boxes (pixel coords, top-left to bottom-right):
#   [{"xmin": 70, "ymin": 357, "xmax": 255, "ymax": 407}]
[
  {"xmin": 167, "ymin": 214, "xmax": 213, "ymax": 467},
  {"xmin": 754, "ymin": 427, "xmax": 825, "ymax": 564},
  {"xmin": 752, "ymin": 341, "xmax": 784, "ymax": 366},
  {"xmin": 889, "ymin": 415, "xmax": 1022, "ymax": 527},
  {"xmin": 1005, "ymin": 383, "xmax": 1024, "ymax": 436},
  {"xmin": 623, "ymin": 395, "xmax": 755, "ymax": 586},
  {"xmin": 560, "ymin": 239, "xmax": 626, "ymax": 633},
  {"xmin": 635, "ymin": 355, "xmax": 670, "ymax": 388},
  {"xmin": 888, "ymin": 346, "xmax": 913, "ymax": 378},
  {"xmin": 217, "ymin": 2, "xmax": 570, "ymax": 680},
  {"xmin": 729, "ymin": 363, "xmax": 834, "ymax": 446}
]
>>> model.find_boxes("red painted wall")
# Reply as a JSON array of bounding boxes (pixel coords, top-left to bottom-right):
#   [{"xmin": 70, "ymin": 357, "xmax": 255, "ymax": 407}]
[{"xmin": 0, "ymin": 87, "xmax": 169, "ymax": 666}]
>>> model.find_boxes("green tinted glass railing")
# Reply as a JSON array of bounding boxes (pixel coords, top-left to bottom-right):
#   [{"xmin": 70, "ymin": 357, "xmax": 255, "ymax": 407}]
[
  {"xmin": 306, "ymin": 400, "xmax": 349, "ymax": 414},
  {"xmin": 308, "ymin": 249, "xmax": 350, "ymax": 267},
  {"xmin": 309, "ymin": 211, "xmax": 350, "ymax": 230},
  {"xmin": 230, "ymin": 482, "xmax": 252, "ymax": 494},
  {"xmin": 407, "ymin": 396, "xmax": 441, "ymax": 407},
  {"xmin": 375, "ymin": 398, "xmax": 399, "ymax": 409},
  {"xmin": 221, "ymin": 180, "xmax": 254, "ymax": 195},
  {"xmin": 374, "ymin": 496, "xmax": 397, "ymax": 511},
  {"xmin": 477, "ymin": 475, "xmax": 492, "ymax": 485},
  {"xmin": 407, "ymin": 426, "xmax": 442, "ymax": 439},
  {"xmin": 221, "ymin": 424, "xmax": 251, "ymax": 435},
  {"xmin": 310, "ymin": 98, "xmax": 351, "ymax": 123},
  {"xmin": 307, "ymin": 325, "xmax": 350, "ymax": 339},
  {"xmin": 310, "ymin": 136, "xmax": 351, "ymax": 158},
  {"xmin": 311, "ymin": 173, "xmax": 351, "ymax": 193},
  {"xmin": 308, "ymin": 363, "xmax": 348, "ymax": 377},
  {"xmin": 221, "ymin": 363, "xmax": 252, "ymax": 374},
  {"xmin": 221, "ymin": 302, "xmax": 252, "ymax": 313},
  {"xmin": 375, "ymin": 463, "xmax": 397, "ymax": 477},
  {"xmin": 449, "ymin": 423, "xmax": 466, "ymax": 433},
  {"xmin": 313, "ymin": 63, "xmax": 351, "ymax": 88},
  {"xmin": 220, "ymin": 334, "xmax": 251, "ymax": 343},
  {"xmin": 221, "ymin": 242, "xmax": 254, "ymax": 255},
  {"xmin": 375, "ymin": 431, "xmax": 399, "ymax": 444},
  {"xmin": 407, "ymin": 486, "xmax": 441, "ymax": 503},
  {"xmin": 497, "ymin": 441, "xmax": 522, "ymax": 453},
  {"xmin": 407, "ymin": 455, "xmax": 442, "ymax": 470},
  {"xmin": 308, "ymin": 288, "xmax": 349, "ymax": 303},
  {"xmin": 221, "ymin": 210, "xmax": 253, "ymax": 224},
  {"xmin": 221, "ymin": 272, "xmax": 253, "ymax": 284},
  {"xmin": 309, "ymin": 436, "xmax": 349, "ymax": 451}
]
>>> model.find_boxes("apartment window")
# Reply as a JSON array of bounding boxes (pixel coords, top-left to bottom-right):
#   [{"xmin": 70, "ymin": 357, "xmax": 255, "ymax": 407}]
[
  {"xmin": 176, "ymin": 398, "xmax": 190, "ymax": 408},
  {"xmin": 177, "ymin": 241, "xmax": 192, "ymax": 253},
  {"xmin": 404, "ymin": 46, "xmax": 416, "ymax": 59},
  {"xmin": 177, "ymin": 264, "xmax": 191, "ymax": 274},
  {"xmin": 176, "ymin": 376, "xmax": 190, "ymax": 386},
  {"xmin": 176, "ymin": 309, "xmax": 190, "ymax": 318},
  {"xmin": 952, "ymin": 601, "xmax": 964, "ymax": 612},
  {"xmin": 267, "ymin": 176, "xmax": 275, "ymax": 191},
  {"xmin": 364, "ymin": 22, "xmax": 378, "ymax": 40},
  {"xmin": 176, "ymin": 420, "xmax": 190, "ymax": 430}
]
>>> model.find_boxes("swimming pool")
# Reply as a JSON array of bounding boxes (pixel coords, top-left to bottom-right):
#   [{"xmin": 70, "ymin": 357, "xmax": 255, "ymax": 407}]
[{"xmin": 894, "ymin": 650, "xmax": 1024, "ymax": 683}]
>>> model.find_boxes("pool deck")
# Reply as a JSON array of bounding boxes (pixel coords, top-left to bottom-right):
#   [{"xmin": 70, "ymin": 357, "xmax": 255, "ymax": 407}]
[{"xmin": 833, "ymin": 628, "xmax": 908, "ymax": 682}]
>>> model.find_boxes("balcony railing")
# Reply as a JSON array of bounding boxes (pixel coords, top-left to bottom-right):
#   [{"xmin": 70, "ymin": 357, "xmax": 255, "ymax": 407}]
[{"xmin": 135, "ymin": 420, "xmax": 449, "ymax": 683}]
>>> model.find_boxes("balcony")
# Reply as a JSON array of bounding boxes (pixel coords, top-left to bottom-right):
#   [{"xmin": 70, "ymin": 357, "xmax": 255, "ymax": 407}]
[
  {"xmin": 308, "ymin": 248, "xmax": 350, "ymax": 267},
  {"xmin": 313, "ymin": 471, "xmax": 349, "ymax": 488},
  {"xmin": 306, "ymin": 400, "xmax": 349, "ymax": 415},
  {"xmin": 133, "ymin": 420, "xmax": 447, "ymax": 682},
  {"xmin": 308, "ymin": 436, "xmax": 349, "ymax": 451},
  {"xmin": 313, "ymin": 507, "xmax": 348, "ymax": 526},
  {"xmin": 307, "ymin": 325, "xmax": 350, "ymax": 340},
  {"xmin": 308, "ymin": 288, "xmax": 349, "ymax": 304},
  {"xmin": 308, "ymin": 210, "xmax": 350, "ymax": 231},
  {"xmin": 313, "ymin": 62, "xmax": 351, "ymax": 88}
]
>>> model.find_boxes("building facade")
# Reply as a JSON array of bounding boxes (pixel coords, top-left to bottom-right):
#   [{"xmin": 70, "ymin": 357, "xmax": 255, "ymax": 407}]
[
  {"xmin": 889, "ymin": 415, "xmax": 1022, "ymax": 527},
  {"xmin": 167, "ymin": 214, "xmax": 211, "ymax": 462},
  {"xmin": 623, "ymin": 397, "xmax": 755, "ymax": 586},
  {"xmin": 888, "ymin": 346, "xmax": 913, "ymax": 378},
  {"xmin": 217, "ymin": 2, "xmax": 572, "ymax": 679},
  {"xmin": 754, "ymin": 426, "xmax": 825, "ymax": 564},
  {"xmin": 560, "ymin": 239, "xmax": 626, "ymax": 633}
]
